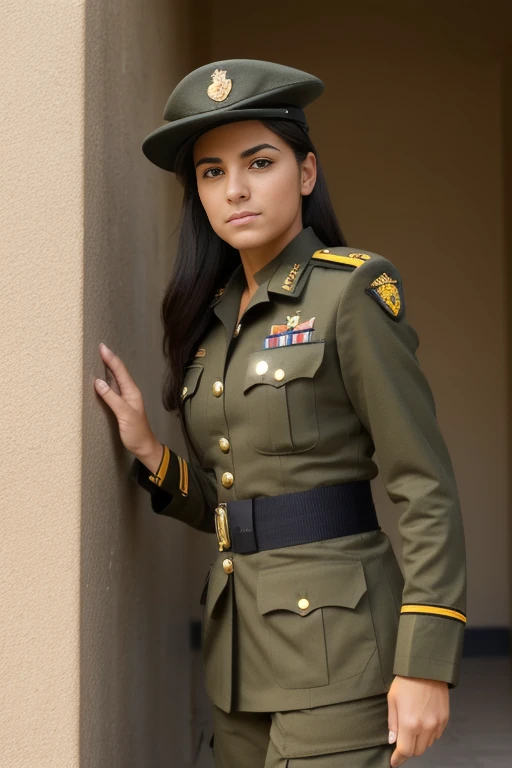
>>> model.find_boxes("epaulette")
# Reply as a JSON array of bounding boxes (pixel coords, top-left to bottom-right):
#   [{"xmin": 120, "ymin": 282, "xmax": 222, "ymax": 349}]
[{"xmin": 311, "ymin": 248, "xmax": 373, "ymax": 269}]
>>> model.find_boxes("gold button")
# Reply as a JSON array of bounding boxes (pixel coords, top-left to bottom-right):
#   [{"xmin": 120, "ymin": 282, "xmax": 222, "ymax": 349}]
[
  {"xmin": 212, "ymin": 380, "xmax": 224, "ymax": 396},
  {"xmin": 221, "ymin": 471, "xmax": 234, "ymax": 488},
  {"xmin": 181, "ymin": 385, "xmax": 188, "ymax": 399},
  {"xmin": 274, "ymin": 368, "xmax": 285, "ymax": 381},
  {"xmin": 233, "ymin": 323, "xmax": 241, "ymax": 337},
  {"xmin": 219, "ymin": 437, "xmax": 230, "ymax": 453},
  {"xmin": 255, "ymin": 360, "xmax": 268, "ymax": 375},
  {"xmin": 322, "ymin": 249, "xmax": 330, "ymax": 254},
  {"xmin": 298, "ymin": 598, "xmax": 310, "ymax": 610},
  {"xmin": 223, "ymin": 558, "xmax": 234, "ymax": 574}
]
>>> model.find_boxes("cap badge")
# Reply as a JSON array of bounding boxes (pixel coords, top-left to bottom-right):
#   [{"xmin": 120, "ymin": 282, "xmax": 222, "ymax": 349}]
[{"xmin": 207, "ymin": 69, "xmax": 233, "ymax": 102}]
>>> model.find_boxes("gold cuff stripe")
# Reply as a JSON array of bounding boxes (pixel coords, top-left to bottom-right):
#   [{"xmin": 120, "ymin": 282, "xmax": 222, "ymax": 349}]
[
  {"xmin": 401, "ymin": 604, "xmax": 467, "ymax": 623},
  {"xmin": 311, "ymin": 250, "xmax": 366, "ymax": 268},
  {"xmin": 177, "ymin": 455, "xmax": 189, "ymax": 497},
  {"xmin": 148, "ymin": 444, "xmax": 170, "ymax": 487}
]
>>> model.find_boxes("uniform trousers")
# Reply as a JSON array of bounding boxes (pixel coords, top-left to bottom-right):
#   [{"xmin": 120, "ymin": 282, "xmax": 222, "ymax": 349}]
[{"xmin": 209, "ymin": 694, "xmax": 394, "ymax": 767}]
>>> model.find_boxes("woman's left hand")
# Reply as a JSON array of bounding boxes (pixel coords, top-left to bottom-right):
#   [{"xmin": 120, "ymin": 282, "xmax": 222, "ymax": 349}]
[{"xmin": 387, "ymin": 675, "xmax": 449, "ymax": 766}]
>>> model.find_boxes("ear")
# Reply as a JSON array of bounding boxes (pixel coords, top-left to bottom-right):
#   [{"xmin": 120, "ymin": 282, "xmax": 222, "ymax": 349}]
[{"xmin": 300, "ymin": 151, "xmax": 317, "ymax": 196}]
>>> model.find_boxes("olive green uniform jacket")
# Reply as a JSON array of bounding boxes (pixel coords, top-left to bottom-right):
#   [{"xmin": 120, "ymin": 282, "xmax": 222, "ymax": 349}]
[{"xmin": 131, "ymin": 226, "xmax": 467, "ymax": 714}]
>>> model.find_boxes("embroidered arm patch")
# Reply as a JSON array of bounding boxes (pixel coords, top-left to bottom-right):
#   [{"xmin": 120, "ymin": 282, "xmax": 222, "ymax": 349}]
[{"xmin": 364, "ymin": 271, "xmax": 405, "ymax": 320}]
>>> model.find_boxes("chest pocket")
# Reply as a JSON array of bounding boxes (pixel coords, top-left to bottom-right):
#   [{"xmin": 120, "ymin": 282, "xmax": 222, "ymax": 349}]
[
  {"xmin": 243, "ymin": 340, "xmax": 325, "ymax": 454},
  {"xmin": 180, "ymin": 364, "xmax": 205, "ymax": 461}
]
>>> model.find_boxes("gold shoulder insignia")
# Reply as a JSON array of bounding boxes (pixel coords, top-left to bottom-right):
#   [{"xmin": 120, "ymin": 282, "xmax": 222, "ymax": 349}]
[
  {"xmin": 311, "ymin": 248, "xmax": 372, "ymax": 269},
  {"xmin": 364, "ymin": 271, "xmax": 404, "ymax": 320}
]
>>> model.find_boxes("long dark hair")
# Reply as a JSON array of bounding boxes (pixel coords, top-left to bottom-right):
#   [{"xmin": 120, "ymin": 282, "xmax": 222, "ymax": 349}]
[{"xmin": 161, "ymin": 118, "xmax": 347, "ymax": 412}]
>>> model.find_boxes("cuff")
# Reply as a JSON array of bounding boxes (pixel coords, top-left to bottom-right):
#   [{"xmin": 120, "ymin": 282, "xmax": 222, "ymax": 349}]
[
  {"xmin": 129, "ymin": 446, "xmax": 188, "ymax": 515},
  {"xmin": 393, "ymin": 609, "xmax": 467, "ymax": 689}
]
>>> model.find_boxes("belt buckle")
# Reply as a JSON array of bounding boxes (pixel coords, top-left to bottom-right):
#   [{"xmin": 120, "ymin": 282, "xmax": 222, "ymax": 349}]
[{"xmin": 214, "ymin": 503, "xmax": 231, "ymax": 551}]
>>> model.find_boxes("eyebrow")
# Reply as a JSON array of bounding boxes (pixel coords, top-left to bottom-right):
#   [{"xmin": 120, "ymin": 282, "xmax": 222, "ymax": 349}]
[{"xmin": 195, "ymin": 143, "xmax": 281, "ymax": 169}]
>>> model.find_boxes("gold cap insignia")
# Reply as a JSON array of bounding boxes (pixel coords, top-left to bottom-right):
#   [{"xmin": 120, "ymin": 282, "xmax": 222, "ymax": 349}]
[
  {"xmin": 207, "ymin": 69, "xmax": 233, "ymax": 102},
  {"xmin": 365, "ymin": 272, "xmax": 404, "ymax": 319}
]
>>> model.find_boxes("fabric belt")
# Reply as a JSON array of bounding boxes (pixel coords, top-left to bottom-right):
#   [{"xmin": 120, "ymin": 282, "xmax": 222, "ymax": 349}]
[{"xmin": 214, "ymin": 480, "xmax": 380, "ymax": 554}]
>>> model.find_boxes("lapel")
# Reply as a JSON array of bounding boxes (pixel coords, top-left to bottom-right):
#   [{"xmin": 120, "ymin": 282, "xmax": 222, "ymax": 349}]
[{"xmin": 209, "ymin": 226, "xmax": 327, "ymax": 338}]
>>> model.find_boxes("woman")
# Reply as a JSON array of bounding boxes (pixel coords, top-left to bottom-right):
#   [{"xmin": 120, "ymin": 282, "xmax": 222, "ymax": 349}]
[{"xmin": 94, "ymin": 59, "xmax": 467, "ymax": 767}]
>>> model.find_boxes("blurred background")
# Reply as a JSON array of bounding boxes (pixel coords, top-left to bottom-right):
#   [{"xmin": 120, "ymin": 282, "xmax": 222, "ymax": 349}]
[{"xmin": 1, "ymin": 0, "xmax": 510, "ymax": 766}]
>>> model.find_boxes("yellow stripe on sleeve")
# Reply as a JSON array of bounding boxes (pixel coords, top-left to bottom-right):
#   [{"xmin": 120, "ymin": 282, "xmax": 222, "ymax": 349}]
[
  {"xmin": 178, "ymin": 455, "xmax": 189, "ymax": 497},
  {"xmin": 400, "ymin": 604, "xmax": 466, "ymax": 623},
  {"xmin": 149, "ymin": 444, "xmax": 170, "ymax": 487}
]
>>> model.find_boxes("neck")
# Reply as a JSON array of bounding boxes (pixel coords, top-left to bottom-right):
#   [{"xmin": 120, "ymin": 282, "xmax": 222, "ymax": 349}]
[{"xmin": 238, "ymin": 219, "xmax": 303, "ymax": 296}]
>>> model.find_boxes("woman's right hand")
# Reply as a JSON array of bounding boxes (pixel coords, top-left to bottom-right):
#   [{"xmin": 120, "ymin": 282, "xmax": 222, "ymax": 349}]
[{"xmin": 94, "ymin": 343, "xmax": 162, "ymax": 467}]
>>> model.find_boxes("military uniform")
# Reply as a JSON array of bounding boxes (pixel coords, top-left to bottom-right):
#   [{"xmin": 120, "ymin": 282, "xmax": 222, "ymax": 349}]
[{"xmin": 130, "ymin": 60, "xmax": 467, "ymax": 766}]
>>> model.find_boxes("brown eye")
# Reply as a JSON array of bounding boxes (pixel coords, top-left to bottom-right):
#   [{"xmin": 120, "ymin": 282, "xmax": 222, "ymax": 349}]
[
  {"xmin": 250, "ymin": 159, "xmax": 273, "ymax": 170},
  {"xmin": 203, "ymin": 167, "xmax": 224, "ymax": 178}
]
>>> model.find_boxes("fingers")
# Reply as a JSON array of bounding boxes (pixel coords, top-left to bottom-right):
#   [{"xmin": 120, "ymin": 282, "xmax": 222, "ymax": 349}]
[
  {"xmin": 94, "ymin": 376, "xmax": 126, "ymax": 418},
  {"xmin": 99, "ymin": 343, "xmax": 139, "ymax": 401},
  {"xmin": 390, "ymin": 729, "xmax": 417, "ymax": 766}
]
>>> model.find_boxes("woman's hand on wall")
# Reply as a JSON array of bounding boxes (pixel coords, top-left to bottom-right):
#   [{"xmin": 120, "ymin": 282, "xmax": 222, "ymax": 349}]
[
  {"xmin": 387, "ymin": 675, "xmax": 449, "ymax": 766},
  {"xmin": 94, "ymin": 342, "xmax": 163, "ymax": 471}
]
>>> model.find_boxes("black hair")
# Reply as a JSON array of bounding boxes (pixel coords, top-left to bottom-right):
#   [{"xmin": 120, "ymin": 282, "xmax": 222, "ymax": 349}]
[{"xmin": 161, "ymin": 118, "xmax": 347, "ymax": 412}]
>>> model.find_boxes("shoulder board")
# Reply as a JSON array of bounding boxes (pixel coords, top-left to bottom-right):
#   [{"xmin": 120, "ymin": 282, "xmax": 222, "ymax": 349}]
[{"xmin": 311, "ymin": 248, "xmax": 373, "ymax": 269}]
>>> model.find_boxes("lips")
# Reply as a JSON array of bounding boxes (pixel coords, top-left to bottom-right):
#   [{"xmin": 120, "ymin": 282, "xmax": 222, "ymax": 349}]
[{"xmin": 227, "ymin": 212, "xmax": 261, "ymax": 225}]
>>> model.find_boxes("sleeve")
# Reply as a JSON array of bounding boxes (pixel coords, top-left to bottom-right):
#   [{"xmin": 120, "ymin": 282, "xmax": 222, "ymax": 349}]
[
  {"xmin": 129, "ymin": 446, "xmax": 217, "ymax": 534},
  {"xmin": 336, "ymin": 255, "xmax": 467, "ymax": 689}
]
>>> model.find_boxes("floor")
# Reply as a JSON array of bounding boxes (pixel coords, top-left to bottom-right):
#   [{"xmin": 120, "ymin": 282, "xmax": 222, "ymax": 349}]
[{"xmin": 192, "ymin": 657, "xmax": 512, "ymax": 767}]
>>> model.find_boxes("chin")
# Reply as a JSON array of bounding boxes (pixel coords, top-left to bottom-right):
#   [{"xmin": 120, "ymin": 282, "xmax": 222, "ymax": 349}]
[{"xmin": 221, "ymin": 227, "xmax": 271, "ymax": 250}]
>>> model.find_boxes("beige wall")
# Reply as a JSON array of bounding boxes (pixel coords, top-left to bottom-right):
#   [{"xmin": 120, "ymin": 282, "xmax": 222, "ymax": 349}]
[
  {"xmin": 210, "ymin": 2, "xmax": 511, "ymax": 629},
  {"xmin": 1, "ymin": 0, "xmax": 213, "ymax": 766}
]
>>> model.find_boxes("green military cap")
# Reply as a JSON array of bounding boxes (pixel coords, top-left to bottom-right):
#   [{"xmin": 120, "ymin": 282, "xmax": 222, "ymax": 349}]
[{"xmin": 142, "ymin": 59, "xmax": 325, "ymax": 173}]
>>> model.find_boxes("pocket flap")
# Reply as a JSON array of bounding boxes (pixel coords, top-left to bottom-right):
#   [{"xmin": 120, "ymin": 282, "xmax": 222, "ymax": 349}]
[
  {"xmin": 244, "ymin": 341, "xmax": 325, "ymax": 393},
  {"xmin": 257, "ymin": 560, "xmax": 367, "ymax": 616},
  {"xmin": 180, "ymin": 364, "xmax": 204, "ymax": 402}
]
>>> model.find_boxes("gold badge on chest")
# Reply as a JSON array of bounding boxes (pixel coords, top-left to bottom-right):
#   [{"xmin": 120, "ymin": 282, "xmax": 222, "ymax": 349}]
[{"xmin": 264, "ymin": 311, "xmax": 316, "ymax": 348}]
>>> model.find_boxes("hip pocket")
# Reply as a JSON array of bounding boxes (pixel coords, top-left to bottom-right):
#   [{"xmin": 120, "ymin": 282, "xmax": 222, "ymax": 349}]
[{"xmin": 256, "ymin": 560, "xmax": 377, "ymax": 689}]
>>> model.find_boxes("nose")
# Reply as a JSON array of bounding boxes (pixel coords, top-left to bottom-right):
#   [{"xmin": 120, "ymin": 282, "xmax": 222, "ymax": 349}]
[{"xmin": 225, "ymin": 170, "xmax": 249, "ymax": 203}]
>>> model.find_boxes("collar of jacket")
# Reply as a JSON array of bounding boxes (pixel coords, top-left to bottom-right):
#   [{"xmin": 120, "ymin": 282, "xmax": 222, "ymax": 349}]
[{"xmin": 208, "ymin": 225, "xmax": 327, "ymax": 312}]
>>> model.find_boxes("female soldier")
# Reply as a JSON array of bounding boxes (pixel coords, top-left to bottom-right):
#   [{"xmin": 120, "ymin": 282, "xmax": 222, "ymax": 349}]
[{"xmin": 94, "ymin": 60, "xmax": 467, "ymax": 767}]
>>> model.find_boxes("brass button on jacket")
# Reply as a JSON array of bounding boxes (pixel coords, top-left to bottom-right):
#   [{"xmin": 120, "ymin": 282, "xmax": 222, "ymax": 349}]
[
  {"xmin": 212, "ymin": 380, "xmax": 224, "ymax": 396},
  {"xmin": 219, "ymin": 437, "xmax": 230, "ymax": 453},
  {"xmin": 222, "ymin": 558, "xmax": 234, "ymax": 574},
  {"xmin": 221, "ymin": 471, "xmax": 234, "ymax": 488}
]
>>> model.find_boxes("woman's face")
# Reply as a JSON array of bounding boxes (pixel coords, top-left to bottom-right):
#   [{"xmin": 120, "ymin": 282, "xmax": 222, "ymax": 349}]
[{"xmin": 192, "ymin": 120, "xmax": 316, "ymax": 251}]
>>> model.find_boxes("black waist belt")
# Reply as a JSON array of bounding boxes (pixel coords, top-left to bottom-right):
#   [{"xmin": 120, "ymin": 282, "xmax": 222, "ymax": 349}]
[{"xmin": 214, "ymin": 480, "xmax": 380, "ymax": 554}]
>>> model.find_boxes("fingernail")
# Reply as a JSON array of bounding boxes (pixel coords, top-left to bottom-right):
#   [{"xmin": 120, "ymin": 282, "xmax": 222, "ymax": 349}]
[
  {"xmin": 388, "ymin": 730, "xmax": 396, "ymax": 743},
  {"xmin": 95, "ymin": 378, "xmax": 108, "ymax": 391}
]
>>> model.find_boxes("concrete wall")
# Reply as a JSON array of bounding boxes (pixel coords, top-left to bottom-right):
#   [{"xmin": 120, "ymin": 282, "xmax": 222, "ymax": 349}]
[{"xmin": 1, "ymin": 0, "xmax": 212, "ymax": 766}]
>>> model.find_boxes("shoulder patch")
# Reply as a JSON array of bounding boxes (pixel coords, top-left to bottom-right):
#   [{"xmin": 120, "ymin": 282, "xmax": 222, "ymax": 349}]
[
  {"xmin": 311, "ymin": 248, "xmax": 372, "ymax": 269},
  {"xmin": 364, "ymin": 271, "xmax": 405, "ymax": 320}
]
